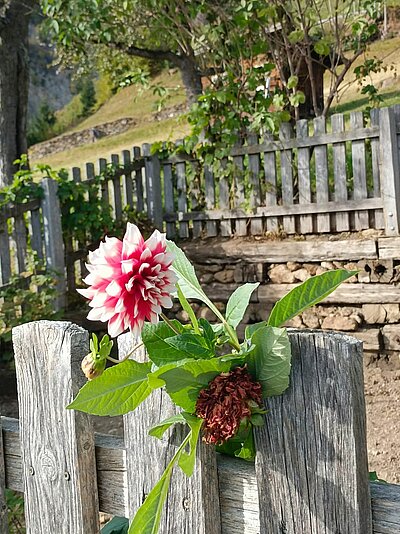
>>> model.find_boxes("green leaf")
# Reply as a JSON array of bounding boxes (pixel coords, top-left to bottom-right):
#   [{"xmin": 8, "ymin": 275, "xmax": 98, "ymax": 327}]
[
  {"xmin": 67, "ymin": 360, "xmax": 153, "ymax": 416},
  {"xmin": 287, "ymin": 75, "xmax": 298, "ymax": 89},
  {"xmin": 247, "ymin": 326, "xmax": 291, "ymax": 397},
  {"xmin": 177, "ymin": 283, "xmax": 200, "ymax": 333},
  {"xmin": 142, "ymin": 321, "xmax": 187, "ymax": 366},
  {"xmin": 267, "ymin": 270, "xmax": 357, "ymax": 327},
  {"xmin": 226, "ymin": 283, "xmax": 259, "ymax": 328},
  {"xmin": 235, "ymin": 426, "xmax": 256, "ymax": 460},
  {"xmin": 101, "ymin": 516, "xmax": 129, "ymax": 534},
  {"xmin": 150, "ymin": 358, "xmax": 230, "ymax": 412},
  {"xmin": 164, "ymin": 333, "xmax": 214, "ymax": 359},
  {"xmin": 149, "ymin": 413, "xmax": 187, "ymax": 439},
  {"xmin": 245, "ymin": 322, "xmax": 266, "ymax": 339},
  {"xmin": 198, "ymin": 318, "xmax": 216, "ymax": 349}
]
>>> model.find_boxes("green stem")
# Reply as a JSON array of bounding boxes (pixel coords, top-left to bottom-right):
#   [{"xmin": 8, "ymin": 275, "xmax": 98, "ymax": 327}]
[
  {"xmin": 106, "ymin": 341, "xmax": 144, "ymax": 364},
  {"xmin": 206, "ymin": 302, "xmax": 240, "ymax": 351},
  {"xmin": 160, "ymin": 312, "xmax": 181, "ymax": 334}
]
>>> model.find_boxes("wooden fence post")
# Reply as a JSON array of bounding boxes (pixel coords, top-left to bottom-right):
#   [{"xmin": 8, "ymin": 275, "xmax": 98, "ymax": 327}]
[
  {"xmin": 142, "ymin": 143, "xmax": 163, "ymax": 230},
  {"xmin": 379, "ymin": 106, "xmax": 400, "ymax": 236},
  {"xmin": 118, "ymin": 334, "xmax": 221, "ymax": 533},
  {"xmin": 12, "ymin": 321, "xmax": 99, "ymax": 533},
  {"xmin": 0, "ymin": 412, "xmax": 8, "ymax": 533},
  {"xmin": 41, "ymin": 178, "xmax": 66, "ymax": 309},
  {"xmin": 255, "ymin": 330, "xmax": 372, "ymax": 533}
]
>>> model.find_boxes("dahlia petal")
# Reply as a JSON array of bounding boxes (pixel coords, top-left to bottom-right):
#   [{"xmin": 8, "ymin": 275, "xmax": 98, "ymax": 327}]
[
  {"xmin": 87, "ymin": 307, "xmax": 104, "ymax": 321},
  {"xmin": 90, "ymin": 292, "xmax": 109, "ymax": 307},
  {"xmin": 106, "ymin": 280, "xmax": 123, "ymax": 297},
  {"xmin": 145, "ymin": 230, "xmax": 165, "ymax": 252},
  {"xmin": 115, "ymin": 297, "xmax": 127, "ymax": 313},
  {"xmin": 140, "ymin": 248, "xmax": 152, "ymax": 262},
  {"xmin": 76, "ymin": 288, "xmax": 95, "ymax": 299},
  {"xmin": 122, "ymin": 224, "xmax": 144, "ymax": 258},
  {"xmin": 108, "ymin": 314, "xmax": 125, "ymax": 338}
]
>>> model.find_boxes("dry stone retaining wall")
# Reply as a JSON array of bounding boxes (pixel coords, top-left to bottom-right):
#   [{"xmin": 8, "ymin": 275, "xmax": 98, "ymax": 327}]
[{"xmin": 172, "ymin": 235, "xmax": 400, "ymax": 369}]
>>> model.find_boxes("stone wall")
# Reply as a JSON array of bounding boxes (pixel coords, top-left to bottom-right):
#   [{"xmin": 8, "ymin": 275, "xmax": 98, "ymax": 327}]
[{"xmin": 171, "ymin": 234, "xmax": 400, "ymax": 369}]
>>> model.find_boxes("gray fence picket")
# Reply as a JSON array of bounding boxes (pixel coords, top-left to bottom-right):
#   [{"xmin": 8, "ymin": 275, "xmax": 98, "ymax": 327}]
[
  {"xmin": 255, "ymin": 330, "xmax": 372, "ymax": 533},
  {"xmin": 98, "ymin": 158, "xmax": 110, "ymax": 205},
  {"xmin": 0, "ymin": 225, "xmax": 11, "ymax": 286},
  {"xmin": 248, "ymin": 133, "xmax": 263, "ymax": 235},
  {"xmin": 30, "ymin": 208, "xmax": 44, "ymax": 260},
  {"xmin": 280, "ymin": 123, "xmax": 296, "ymax": 233},
  {"xmin": 72, "ymin": 167, "xmax": 86, "ymax": 279},
  {"xmin": 350, "ymin": 112, "xmax": 369, "ymax": 230},
  {"xmin": 204, "ymin": 165, "xmax": 217, "ymax": 237},
  {"xmin": 296, "ymin": 119, "xmax": 313, "ymax": 234},
  {"xmin": 232, "ymin": 138, "xmax": 247, "ymax": 236},
  {"xmin": 143, "ymin": 143, "xmax": 163, "ymax": 230},
  {"xmin": 219, "ymin": 159, "xmax": 232, "ymax": 237},
  {"xmin": 12, "ymin": 321, "xmax": 99, "ymax": 533},
  {"xmin": 314, "ymin": 116, "xmax": 331, "ymax": 232},
  {"xmin": 122, "ymin": 149, "xmax": 134, "ymax": 207},
  {"xmin": 0, "ymin": 412, "xmax": 8, "ymax": 533},
  {"xmin": 111, "ymin": 154, "xmax": 123, "ymax": 221},
  {"xmin": 133, "ymin": 146, "xmax": 144, "ymax": 212},
  {"xmin": 174, "ymin": 141, "xmax": 189, "ymax": 238},
  {"xmin": 13, "ymin": 216, "xmax": 27, "ymax": 274},
  {"xmin": 370, "ymin": 109, "xmax": 384, "ymax": 230},
  {"xmin": 163, "ymin": 161, "xmax": 176, "ymax": 238},
  {"xmin": 263, "ymin": 132, "xmax": 278, "ymax": 233},
  {"xmin": 331, "ymin": 113, "xmax": 350, "ymax": 232},
  {"xmin": 380, "ymin": 107, "xmax": 400, "ymax": 235}
]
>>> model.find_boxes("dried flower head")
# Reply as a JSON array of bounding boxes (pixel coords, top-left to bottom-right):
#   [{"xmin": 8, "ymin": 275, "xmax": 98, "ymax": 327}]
[
  {"xmin": 78, "ymin": 223, "xmax": 177, "ymax": 337},
  {"xmin": 195, "ymin": 366, "xmax": 263, "ymax": 445}
]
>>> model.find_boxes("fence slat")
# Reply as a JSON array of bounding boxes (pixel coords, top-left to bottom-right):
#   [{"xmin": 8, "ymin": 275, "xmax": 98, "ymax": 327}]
[
  {"xmin": 280, "ymin": 123, "xmax": 296, "ymax": 233},
  {"xmin": 263, "ymin": 132, "xmax": 278, "ymax": 233},
  {"xmin": 370, "ymin": 109, "xmax": 384, "ymax": 229},
  {"xmin": 122, "ymin": 150, "xmax": 134, "ymax": 207},
  {"xmin": 232, "ymin": 138, "xmax": 247, "ymax": 236},
  {"xmin": 41, "ymin": 178, "xmax": 66, "ymax": 310},
  {"xmin": 255, "ymin": 330, "xmax": 372, "ymax": 533},
  {"xmin": 219, "ymin": 159, "xmax": 232, "ymax": 237},
  {"xmin": 332, "ymin": 113, "xmax": 350, "ymax": 232},
  {"xmin": 204, "ymin": 165, "xmax": 217, "ymax": 237},
  {"xmin": 12, "ymin": 321, "xmax": 99, "ymax": 533},
  {"xmin": 143, "ymin": 143, "xmax": 163, "ymax": 230},
  {"xmin": 14, "ymin": 216, "xmax": 27, "ymax": 274},
  {"xmin": 0, "ymin": 224, "xmax": 11, "ymax": 286},
  {"xmin": 133, "ymin": 147, "xmax": 145, "ymax": 212},
  {"xmin": 190, "ymin": 163, "xmax": 203, "ymax": 238},
  {"xmin": 86, "ymin": 162, "xmax": 99, "ymax": 210},
  {"xmin": 30, "ymin": 209, "xmax": 44, "ymax": 260},
  {"xmin": 111, "ymin": 154, "xmax": 123, "ymax": 221},
  {"xmin": 163, "ymin": 162, "xmax": 176, "ymax": 238},
  {"xmin": 174, "ymin": 141, "xmax": 189, "ymax": 238},
  {"xmin": 118, "ymin": 334, "xmax": 221, "ymax": 533},
  {"xmin": 72, "ymin": 167, "xmax": 86, "ymax": 279},
  {"xmin": 380, "ymin": 107, "xmax": 400, "ymax": 235},
  {"xmin": 0, "ymin": 413, "xmax": 8, "ymax": 533},
  {"xmin": 296, "ymin": 119, "xmax": 313, "ymax": 234},
  {"xmin": 351, "ymin": 112, "xmax": 369, "ymax": 230},
  {"xmin": 248, "ymin": 133, "xmax": 263, "ymax": 235},
  {"xmin": 314, "ymin": 116, "xmax": 331, "ymax": 232},
  {"xmin": 98, "ymin": 158, "xmax": 110, "ymax": 205}
]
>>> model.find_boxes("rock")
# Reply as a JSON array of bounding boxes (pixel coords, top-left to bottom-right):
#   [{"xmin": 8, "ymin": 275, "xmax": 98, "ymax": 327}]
[
  {"xmin": 321, "ymin": 315, "xmax": 359, "ymax": 331},
  {"xmin": 286, "ymin": 262, "xmax": 301, "ymax": 271},
  {"xmin": 200, "ymin": 273, "xmax": 214, "ymax": 283},
  {"xmin": 268, "ymin": 264, "xmax": 297, "ymax": 284},
  {"xmin": 362, "ymin": 304, "xmax": 387, "ymax": 324},
  {"xmin": 198, "ymin": 306, "xmax": 215, "ymax": 322},
  {"xmin": 198, "ymin": 264, "xmax": 222, "ymax": 273},
  {"xmin": 384, "ymin": 304, "xmax": 400, "ymax": 323},
  {"xmin": 293, "ymin": 268, "xmax": 311, "ymax": 282},
  {"xmin": 382, "ymin": 325, "xmax": 400, "ymax": 351},
  {"xmin": 357, "ymin": 260, "xmax": 371, "ymax": 283},
  {"xmin": 301, "ymin": 309, "xmax": 320, "ymax": 329},
  {"xmin": 321, "ymin": 261, "xmax": 335, "ymax": 269},
  {"xmin": 214, "ymin": 269, "xmax": 235, "ymax": 283},
  {"xmin": 344, "ymin": 262, "xmax": 358, "ymax": 271},
  {"xmin": 341, "ymin": 306, "xmax": 359, "ymax": 317},
  {"xmin": 285, "ymin": 315, "xmax": 303, "ymax": 328},
  {"xmin": 304, "ymin": 263, "xmax": 318, "ymax": 275},
  {"xmin": 234, "ymin": 265, "xmax": 243, "ymax": 283}
]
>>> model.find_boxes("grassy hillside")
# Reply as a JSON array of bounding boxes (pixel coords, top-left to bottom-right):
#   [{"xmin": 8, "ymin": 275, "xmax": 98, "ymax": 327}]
[{"xmin": 30, "ymin": 36, "xmax": 400, "ymax": 172}]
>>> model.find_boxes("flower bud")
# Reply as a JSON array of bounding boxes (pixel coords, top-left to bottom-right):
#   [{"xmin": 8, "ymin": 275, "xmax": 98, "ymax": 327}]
[{"xmin": 81, "ymin": 353, "xmax": 106, "ymax": 380}]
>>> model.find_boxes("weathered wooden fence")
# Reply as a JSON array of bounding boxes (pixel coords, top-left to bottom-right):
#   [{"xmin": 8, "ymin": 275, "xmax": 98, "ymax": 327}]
[
  {"xmin": 1, "ymin": 320, "xmax": 400, "ymax": 533},
  {"xmin": 2, "ymin": 105, "xmax": 400, "ymax": 296}
]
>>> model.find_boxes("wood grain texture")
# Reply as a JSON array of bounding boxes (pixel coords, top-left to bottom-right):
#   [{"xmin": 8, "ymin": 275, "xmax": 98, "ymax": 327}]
[
  {"xmin": 232, "ymin": 139, "xmax": 247, "ymax": 236},
  {"xmin": 279, "ymin": 123, "xmax": 296, "ymax": 233},
  {"xmin": 331, "ymin": 113, "xmax": 350, "ymax": 232},
  {"xmin": 0, "ymin": 412, "xmax": 8, "ymax": 533},
  {"xmin": 351, "ymin": 112, "xmax": 369, "ymax": 230},
  {"xmin": 122, "ymin": 149, "xmax": 134, "ymax": 207},
  {"xmin": 13, "ymin": 216, "xmax": 27, "ymax": 274},
  {"xmin": 163, "ymin": 162, "xmax": 176, "ymax": 238},
  {"xmin": 204, "ymin": 165, "xmax": 217, "ymax": 237},
  {"xmin": 174, "ymin": 141, "xmax": 189, "ymax": 238},
  {"xmin": 219, "ymin": 159, "xmax": 232, "ymax": 237},
  {"xmin": 30, "ymin": 208, "xmax": 44, "ymax": 260},
  {"xmin": 263, "ymin": 132, "xmax": 278, "ymax": 233},
  {"xmin": 296, "ymin": 119, "xmax": 313, "ymax": 234},
  {"xmin": 378, "ymin": 237, "xmax": 400, "ymax": 259},
  {"xmin": 111, "ymin": 154, "xmax": 123, "ymax": 221},
  {"xmin": 314, "ymin": 116, "xmax": 331, "ymax": 232},
  {"xmin": 143, "ymin": 144, "xmax": 163, "ymax": 230},
  {"xmin": 98, "ymin": 158, "xmax": 110, "ymax": 206},
  {"xmin": 3, "ymin": 424, "xmax": 400, "ymax": 533},
  {"xmin": 12, "ymin": 321, "xmax": 99, "ymax": 533},
  {"xmin": 369, "ymin": 109, "xmax": 384, "ymax": 230},
  {"xmin": 248, "ymin": 133, "xmax": 263, "ymax": 235},
  {"xmin": 133, "ymin": 147, "xmax": 145, "ymax": 213},
  {"xmin": 255, "ymin": 330, "xmax": 372, "ymax": 533},
  {"xmin": 118, "ymin": 333, "xmax": 221, "ymax": 533}
]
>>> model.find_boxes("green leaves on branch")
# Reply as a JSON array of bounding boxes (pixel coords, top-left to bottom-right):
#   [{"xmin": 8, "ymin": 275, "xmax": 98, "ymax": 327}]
[
  {"xmin": 226, "ymin": 283, "xmax": 259, "ymax": 329},
  {"xmin": 267, "ymin": 269, "xmax": 357, "ymax": 327}
]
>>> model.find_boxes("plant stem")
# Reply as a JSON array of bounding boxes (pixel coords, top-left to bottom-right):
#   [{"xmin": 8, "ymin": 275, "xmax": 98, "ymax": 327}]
[
  {"xmin": 160, "ymin": 312, "xmax": 181, "ymax": 334},
  {"xmin": 106, "ymin": 341, "xmax": 144, "ymax": 363}
]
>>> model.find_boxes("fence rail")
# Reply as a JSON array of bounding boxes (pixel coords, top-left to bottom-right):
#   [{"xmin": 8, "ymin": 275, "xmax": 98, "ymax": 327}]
[{"xmin": 1, "ymin": 320, "xmax": 400, "ymax": 532}]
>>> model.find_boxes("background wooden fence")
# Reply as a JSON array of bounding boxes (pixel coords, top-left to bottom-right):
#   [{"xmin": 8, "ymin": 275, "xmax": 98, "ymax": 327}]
[
  {"xmin": 1, "ymin": 320, "xmax": 400, "ymax": 532},
  {"xmin": 2, "ymin": 105, "xmax": 400, "ymax": 297}
]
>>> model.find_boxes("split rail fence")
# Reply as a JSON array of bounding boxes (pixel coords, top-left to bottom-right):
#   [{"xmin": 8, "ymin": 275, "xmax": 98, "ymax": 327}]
[
  {"xmin": 1, "ymin": 320, "xmax": 400, "ymax": 533},
  {"xmin": 1, "ymin": 106, "xmax": 400, "ymax": 296}
]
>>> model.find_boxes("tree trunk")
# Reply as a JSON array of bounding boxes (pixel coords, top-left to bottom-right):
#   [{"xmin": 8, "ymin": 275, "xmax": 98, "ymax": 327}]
[
  {"xmin": 0, "ymin": 1, "xmax": 35, "ymax": 187},
  {"xmin": 179, "ymin": 55, "xmax": 203, "ymax": 106}
]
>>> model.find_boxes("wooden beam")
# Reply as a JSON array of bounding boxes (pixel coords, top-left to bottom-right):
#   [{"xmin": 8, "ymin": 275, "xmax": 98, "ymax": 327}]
[{"xmin": 2, "ymin": 417, "xmax": 399, "ymax": 533}]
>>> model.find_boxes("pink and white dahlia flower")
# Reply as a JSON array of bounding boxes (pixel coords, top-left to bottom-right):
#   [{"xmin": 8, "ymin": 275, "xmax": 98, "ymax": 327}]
[{"xmin": 78, "ymin": 223, "xmax": 177, "ymax": 337}]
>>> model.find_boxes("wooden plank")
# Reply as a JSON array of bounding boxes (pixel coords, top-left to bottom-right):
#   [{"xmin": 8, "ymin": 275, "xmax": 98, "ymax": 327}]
[
  {"xmin": 263, "ymin": 132, "xmax": 278, "ymax": 232},
  {"xmin": 0, "ymin": 412, "xmax": 8, "ymax": 533},
  {"xmin": 111, "ymin": 154, "xmax": 123, "ymax": 221},
  {"xmin": 98, "ymin": 158, "xmax": 110, "ymax": 205},
  {"xmin": 41, "ymin": 178, "xmax": 66, "ymax": 310},
  {"xmin": 3, "ymin": 417, "xmax": 400, "ymax": 533},
  {"xmin": 190, "ymin": 163, "xmax": 203, "ymax": 238},
  {"xmin": 163, "ymin": 162, "xmax": 176, "ymax": 238},
  {"xmin": 248, "ymin": 133, "xmax": 263, "ymax": 235},
  {"xmin": 14, "ymin": 216, "xmax": 27, "ymax": 273},
  {"xmin": 353, "ymin": 328, "xmax": 381, "ymax": 352},
  {"xmin": 85, "ymin": 162, "xmax": 98, "ymax": 208},
  {"xmin": 314, "ymin": 116, "xmax": 331, "ymax": 232},
  {"xmin": 255, "ymin": 330, "xmax": 371, "ymax": 533},
  {"xmin": 232, "ymin": 138, "xmax": 247, "ymax": 236},
  {"xmin": 219, "ymin": 159, "xmax": 232, "ymax": 237},
  {"xmin": 204, "ymin": 165, "xmax": 217, "ymax": 237},
  {"xmin": 370, "ymin": 109, "xmax": 384, "ymax": 229},
  {"xmin": 379, "ymin": 107, "xmax": 400, "ymax": 235},
  {"xmin": 12, "ymin": 321, "xmax": 99, "ymax": 533},
  {"xmin": 142, "ymin": 143, "xmax": 163, "ymax": 230},
  {"xmin": 133, "ymin": 147, "xmax": 144, "ymax": 212},
  {"xmin": 122, "ymin": 150, "xmax": 134, "ymax": 207},
  {"xmin": 174, "ymin": 141, "xmax": 189, "ymax": 238},
  {"xmin": 296, "ymin": 119, "xmax": 313, "ymax": 234},
  {"xmin": 332, "ymin": 113, "xmax": 350, "ymax": 231},
  {"xmin": 279, "ymin": 123, "xmax": 295, "ymax": 233},
  {"xmin": 0, "ymin": 199, "xmax": 41, "ymax": 225},
  {"xmin": 351, "ymin": 112, "xmax": 370, "ymax": 230},
  {"xmin": 118, "ymin": 333, "xmax": 221, "ymax": 533},
  {"xmin": 182, "ymin": 237, "xmax": 378, "ymax": 263},
  {"xmin": 72, "ymin": 167, "xmax": 86, "ymax": 279},
  {"xmin": 378, "ymin": 236, "xmax": 400, "ymax": 259},
  {"xmin": 0, "ymin": 224, "xmax": 12, "ymax": 285},
  {"xmin": 30, "ymin": 208, "xmax": 43, "ymax": 260}
]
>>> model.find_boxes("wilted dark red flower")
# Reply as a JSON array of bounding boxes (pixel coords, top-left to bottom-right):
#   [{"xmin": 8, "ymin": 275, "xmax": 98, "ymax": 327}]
[{"xmin": 195, "ymin": 366, "xmax": 263, "ymax": 445}]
